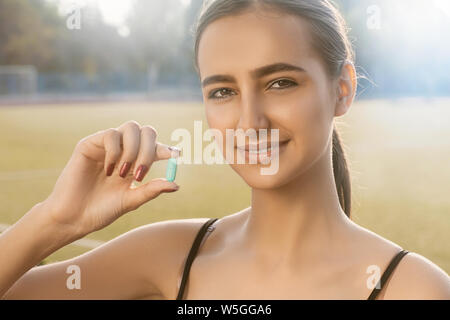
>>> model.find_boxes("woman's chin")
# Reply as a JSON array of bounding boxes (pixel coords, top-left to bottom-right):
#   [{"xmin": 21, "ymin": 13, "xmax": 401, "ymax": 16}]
[{"xmin": 232, "ymin": 165, "xmax": 290, "ymax": 190}]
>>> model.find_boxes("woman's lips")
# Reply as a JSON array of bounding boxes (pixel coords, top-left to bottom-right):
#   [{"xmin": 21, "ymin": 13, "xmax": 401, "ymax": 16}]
[{"xmin": 236, "ymin": 140, "xmax": 289, "ymax": 164}]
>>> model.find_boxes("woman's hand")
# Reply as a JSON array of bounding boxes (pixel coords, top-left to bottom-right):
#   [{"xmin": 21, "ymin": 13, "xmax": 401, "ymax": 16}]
[{"xmin": 41, "ymin": 120, "xmax": 180, "ymax": 238}]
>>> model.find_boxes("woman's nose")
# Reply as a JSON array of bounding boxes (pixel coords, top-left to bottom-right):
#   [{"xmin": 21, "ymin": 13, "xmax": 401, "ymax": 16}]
[{"xmin": 236, "ymin": 93, "xmax": 270, "ymax": 133}]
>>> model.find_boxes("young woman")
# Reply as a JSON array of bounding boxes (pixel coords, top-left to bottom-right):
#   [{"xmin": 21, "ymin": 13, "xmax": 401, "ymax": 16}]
[{"xmin": 1, "ymin": 0, "xmax": 449, "ymax": 300}]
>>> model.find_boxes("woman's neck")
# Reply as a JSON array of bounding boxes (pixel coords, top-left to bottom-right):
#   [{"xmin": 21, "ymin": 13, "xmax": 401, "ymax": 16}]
[{"xmin": 241, "ymin": 147, "xmax": 352, "ymax": 270}]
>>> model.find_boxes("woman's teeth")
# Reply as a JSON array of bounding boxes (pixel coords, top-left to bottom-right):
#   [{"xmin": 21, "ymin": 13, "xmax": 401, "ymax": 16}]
[{"xmin": 248, "ymin": 147, "xmax": 271, "ymax": 154}]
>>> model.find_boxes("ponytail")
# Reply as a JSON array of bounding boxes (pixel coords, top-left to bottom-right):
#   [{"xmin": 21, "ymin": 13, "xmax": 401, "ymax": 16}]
[{"xmin": 332, "ymin": 127, "xmax": 351, "ymax": 218}]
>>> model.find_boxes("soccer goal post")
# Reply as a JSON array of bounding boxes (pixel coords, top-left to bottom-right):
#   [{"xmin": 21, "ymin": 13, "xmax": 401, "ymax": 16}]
[{"xmin": 0, "ymin": 65, "xmax": 37, "ymax": 96}]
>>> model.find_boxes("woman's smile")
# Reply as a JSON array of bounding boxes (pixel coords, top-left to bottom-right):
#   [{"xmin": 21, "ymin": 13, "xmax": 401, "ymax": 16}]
[{"xmin": 236, "ymin": 139, "xmax": 290, "ymax": 164}]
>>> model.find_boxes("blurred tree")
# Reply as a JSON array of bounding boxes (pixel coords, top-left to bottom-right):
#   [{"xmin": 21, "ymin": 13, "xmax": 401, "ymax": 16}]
[
  {"xmin": 0, "ymin": 0, "xmax": 448, "ymax": 97},
  {"xmin": 0, "ymin": 0, "xmax": 60, "ymax": 69},
  {"xmin": 127, "ymin": 0, "xmax": 190, "ymax": 82},
  {"xmin": 52, "ymin": 3, "xmax": 132, "ymax": 74},
  {"xmin": 179, "ymin": 0, "xmax": 204, "ymax": 81}
]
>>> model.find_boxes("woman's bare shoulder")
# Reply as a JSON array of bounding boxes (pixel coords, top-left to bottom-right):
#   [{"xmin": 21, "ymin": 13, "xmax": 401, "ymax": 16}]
[
  {"xmin": 380, "ymin": 251, "xmax": 450, "ymax": 299},
  {"xmin": 121, "ymin": 207, "xmax": 248, "ymax": 300},
  {"xmin": 347, "ymin": 221, "xmax": 450, "ymax": 299},
  {"xmin": 130, "ymin": 217, "xmax": 215, "ymax": 299}
]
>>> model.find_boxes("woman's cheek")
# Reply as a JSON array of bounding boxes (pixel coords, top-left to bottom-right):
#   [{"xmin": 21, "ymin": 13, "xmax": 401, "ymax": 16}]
[
  {"xmin": 205, "ymin": 107, "xmax": 231, "ymax": 157},
  {"xmin": 205, "ymin": 101, "xmax": 239, "ymax": 126},
  {"xmin": 205, "ymin": 104, "xmax": 221, "ymax": 128},
  {"xmin": 291, "ymin": 91, "xmax": 330, "ymax": 162}
]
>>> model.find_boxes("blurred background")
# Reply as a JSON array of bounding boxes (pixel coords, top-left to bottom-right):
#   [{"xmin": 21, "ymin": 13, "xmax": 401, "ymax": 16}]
[{"xmin": 0, "ymin": 0, "xmax": 449, "ymax": 274}]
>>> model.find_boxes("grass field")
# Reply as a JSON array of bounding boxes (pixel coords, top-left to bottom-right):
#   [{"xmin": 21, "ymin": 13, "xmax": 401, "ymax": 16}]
[{"xmin": 0, "ymin": 98, "xmax": 449, "ymax": 274}]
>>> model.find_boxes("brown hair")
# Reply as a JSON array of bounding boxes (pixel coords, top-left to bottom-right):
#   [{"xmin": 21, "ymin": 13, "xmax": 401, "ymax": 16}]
[{"xmin": 192, "ymin": 0, "xmax": 353, "ymax": 218}]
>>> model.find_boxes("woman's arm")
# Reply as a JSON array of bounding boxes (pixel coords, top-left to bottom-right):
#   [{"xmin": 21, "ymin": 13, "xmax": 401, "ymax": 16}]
[
  {"xmin": 0, "ymin": 202, "xmax": 81, "ymax": 298},
  {"xmin": 0, "ymin": 208, "xmax": 166, "ymax": 300},
  {"xmin": 0, "ymin": 120, "xmax": 181, "ymax": 299},
  {"xmin": 1, "ymin": 215, "xmax": 206, "ymax": 300}
]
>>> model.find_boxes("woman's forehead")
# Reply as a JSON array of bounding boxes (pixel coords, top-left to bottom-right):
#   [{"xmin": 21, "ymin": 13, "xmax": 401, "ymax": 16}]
[{"xmin": 197, "ymin": 11, "xmax": 315, "ymax": 77}]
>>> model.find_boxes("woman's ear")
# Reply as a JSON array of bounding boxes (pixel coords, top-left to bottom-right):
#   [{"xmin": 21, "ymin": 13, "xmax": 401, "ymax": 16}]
[{"xmin": 335, "ymin": 61, "xmax": 357, "ymax": 117}]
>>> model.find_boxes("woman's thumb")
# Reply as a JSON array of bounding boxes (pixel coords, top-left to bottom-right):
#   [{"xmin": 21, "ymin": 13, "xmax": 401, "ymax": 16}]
[{"xmin": 122, "ymin": 178, "xmax": 179, "ymax": 212}]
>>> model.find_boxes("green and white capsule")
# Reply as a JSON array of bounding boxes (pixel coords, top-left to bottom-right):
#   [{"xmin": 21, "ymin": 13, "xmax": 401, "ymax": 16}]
[{"xmin": 166, "ymin": 157, "xmax": 178, "ymax": 182}]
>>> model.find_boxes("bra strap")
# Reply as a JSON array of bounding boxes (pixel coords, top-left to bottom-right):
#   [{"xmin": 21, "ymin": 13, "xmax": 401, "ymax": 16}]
[
  {"xmin": 367, "ymin": 249, "xmax": 409, "ymax": 300},
  {"xmin": 176, "ymin": 218, "xmax": 219, "ymax": 300}
]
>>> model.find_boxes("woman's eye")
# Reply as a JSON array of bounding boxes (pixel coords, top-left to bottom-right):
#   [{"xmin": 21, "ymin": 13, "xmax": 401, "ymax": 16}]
[
  {"xmin": 208, "ymin": 88, "xmax": 234, "ymax": 100},
  {"xmin": 270, "ymin": 79, "xmax": 297, "ymax": 89},
  {"xmin": 208, "ymin": 79, "xmax": 297, "ymax": 100}
]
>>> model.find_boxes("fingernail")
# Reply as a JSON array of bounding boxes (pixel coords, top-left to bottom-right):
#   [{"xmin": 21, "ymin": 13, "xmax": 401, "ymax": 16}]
[
  {"xmin": 106, "ymin": 163, "xmax": 115, "ymax": 176},
  {"xmin": 119, "ymin": 162, "xmax": 131, "ymax": 178},
  {"xmin": 168, "ymin": 146, "xmax": 181, "ymax": 158},
  {"xmin": 135, "ymin": 165, "xmax": 149, "ymax": 182}
]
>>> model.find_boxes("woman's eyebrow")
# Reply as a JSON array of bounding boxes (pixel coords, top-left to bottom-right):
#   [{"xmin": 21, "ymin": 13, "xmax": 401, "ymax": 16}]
[{"xmin": 201, "ymin": 62, "xmax": 306, "ymax": 88}]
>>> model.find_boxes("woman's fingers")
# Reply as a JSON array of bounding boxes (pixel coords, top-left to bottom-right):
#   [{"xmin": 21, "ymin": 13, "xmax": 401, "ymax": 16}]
[
  {"xmin": 117, "ymin": 121, "xmax": 141, "ymax": 178},
  {"xmin": 81, "ymin": 120, "xmax": 181, "ymax": 180},
  {"xmin": 103, "ymin": 128, "xmax": 122, "ymax": 176},
  {"xmin": 133, "ymin": 125, "xmax": 157, "ymax": 182},
  {"xmin": 133, "ymin": 127, "xmax": 182, "ymax": 182},
  {"xmin": 156, "ymin": 142, "xmax": 181, "ymax": 160},
  {"xmin": 122, "ymin": 178, "xmax": 180, "ymax": 212}
]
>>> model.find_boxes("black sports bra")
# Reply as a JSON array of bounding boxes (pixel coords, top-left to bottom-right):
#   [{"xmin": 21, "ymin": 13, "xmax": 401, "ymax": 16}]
[{"xmin": 176, "ymin": 218, "xmax": 409, "ymax": 300}]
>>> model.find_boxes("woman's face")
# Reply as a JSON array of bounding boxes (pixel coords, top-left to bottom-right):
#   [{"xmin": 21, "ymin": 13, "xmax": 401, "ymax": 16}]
[{"xmin": 198, "ymin": 10, "xmax": 342, "ymax": 189}]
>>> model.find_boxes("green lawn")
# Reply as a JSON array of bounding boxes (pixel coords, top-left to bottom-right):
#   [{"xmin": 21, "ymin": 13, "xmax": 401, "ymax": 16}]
[{"xmin": 0, "ymin": 98, "xmax": 449, "ymax": 274}]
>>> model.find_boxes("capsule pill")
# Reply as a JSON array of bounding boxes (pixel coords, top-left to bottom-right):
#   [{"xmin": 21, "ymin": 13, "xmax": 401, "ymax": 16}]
[{"xmin": 166, "ymin": 158, "xmax": 177, "ymax": 182}]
